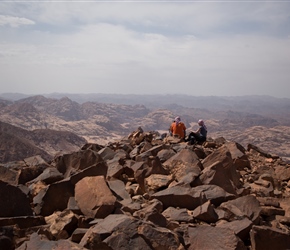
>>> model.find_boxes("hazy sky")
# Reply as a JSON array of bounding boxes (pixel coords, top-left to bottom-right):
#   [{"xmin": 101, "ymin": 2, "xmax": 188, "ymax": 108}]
[{"xmin": 0, "ymin": 1, "xmax": 290, "ymax": 97}]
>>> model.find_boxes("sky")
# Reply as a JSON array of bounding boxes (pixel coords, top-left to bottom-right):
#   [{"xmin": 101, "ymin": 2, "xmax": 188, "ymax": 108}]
[{"xmin": 0, "ymin": 0, "xmax": 290, "ymax": 98}]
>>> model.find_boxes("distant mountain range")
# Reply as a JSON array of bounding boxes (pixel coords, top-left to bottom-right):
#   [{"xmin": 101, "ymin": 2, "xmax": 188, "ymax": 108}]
[
  {"xmin": 1, "ymin": 93, "xmax": 290, "ymax": 162},
  {"xmin": 1, "ymin": 92, "xmax": 290, "ymax": 116}
]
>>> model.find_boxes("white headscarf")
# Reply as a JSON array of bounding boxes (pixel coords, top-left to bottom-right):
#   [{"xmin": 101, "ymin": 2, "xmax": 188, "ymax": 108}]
[{"xmin": 198, "ymin": 119, "xmax": 207, "ymax": 131}]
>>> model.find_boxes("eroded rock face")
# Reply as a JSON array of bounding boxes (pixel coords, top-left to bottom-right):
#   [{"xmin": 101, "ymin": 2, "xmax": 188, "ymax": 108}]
[{"xmin": 1, "ymin": 129, "xmax": 290, "ymax": 250}]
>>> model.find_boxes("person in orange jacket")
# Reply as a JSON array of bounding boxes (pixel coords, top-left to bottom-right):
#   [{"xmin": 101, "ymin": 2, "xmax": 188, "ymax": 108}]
[{"xmin": 170, "ymin": 116, "xmax": 186, "ymax": 139}]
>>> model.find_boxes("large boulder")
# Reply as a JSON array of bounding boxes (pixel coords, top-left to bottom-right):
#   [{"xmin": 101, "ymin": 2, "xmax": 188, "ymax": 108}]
[
  {"xmin": 163, "ymin": 148, "xmax": 202, "ymax": 181},
  {"xmin": 0, "ymin": 180, "xmax": 33, "ymax": 217},
  {"xmin": 16, "ymin": 232, "xmax": 86, "ymax": 250},
  {"xmin": 219, "ymin": 195, "xmax": 261, "ymax": 224},
  {"xmin": 151, "ymin": 184, "xmax": 235, "ymax": 210},
  {"xmin": 52, "ymin": 149, "xmax": 104, "ymax": 178},
  {"xmin": 250, "ymin": 225, "xmax": 290, "ymax": 250},
  {"xmin": 225, "ymin": 141, "xmax": 251, "ymax": 170},
  {"xmin": 75, "ymin": 176, "xmax": 116, "ymax": 218},
  {"xmin": 199, "ymin": 161, "xmax": 239, "ymax": 195},
  {"xmin": 186, "ymin": 225, "xmax": 247, "ymax": 250},
  {"xmin": 33, "ymin": 179, "xmax": 74, "ymax": 216}
]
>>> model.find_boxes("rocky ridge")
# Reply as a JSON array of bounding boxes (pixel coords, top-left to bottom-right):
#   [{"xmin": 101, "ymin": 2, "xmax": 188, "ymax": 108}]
[
  {"xmin": 1, "ymin": 95, "xmax": 290, "ymax": 162},
  {"xmin": 0, "ymin": 129, "xmax": 290, "ymax": 249},
  {"xmin": 0, "ymin": 121, "xmax": 87, "ymax": 163}
]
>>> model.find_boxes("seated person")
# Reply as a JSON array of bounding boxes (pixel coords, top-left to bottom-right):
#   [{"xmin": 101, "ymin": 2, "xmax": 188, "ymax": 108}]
[
  {"xmin": 170, "ymin": 116, "xmax": 186, "ymax": 140},
  {"xmin": 187, "ymin": 119, "xmax": 207, "ymax": 144}
]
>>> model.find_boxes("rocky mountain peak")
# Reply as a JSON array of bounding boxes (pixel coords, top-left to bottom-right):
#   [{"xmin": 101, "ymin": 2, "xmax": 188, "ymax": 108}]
[{"xmin": 0, "ymin": 128, "xmax": 289, "ymax": 249}]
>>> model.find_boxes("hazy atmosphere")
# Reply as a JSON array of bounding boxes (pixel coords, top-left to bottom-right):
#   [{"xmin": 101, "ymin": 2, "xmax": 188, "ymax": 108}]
[{"xmin": 0, "ymin": 1, "xmax": 290, "ymax": 97}]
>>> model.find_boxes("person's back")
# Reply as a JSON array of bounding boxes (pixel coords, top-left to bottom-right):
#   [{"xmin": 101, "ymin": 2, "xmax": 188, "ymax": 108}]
[{"xmin": 170, "ymin": 116, "xmax": 186, "ymax": 139}]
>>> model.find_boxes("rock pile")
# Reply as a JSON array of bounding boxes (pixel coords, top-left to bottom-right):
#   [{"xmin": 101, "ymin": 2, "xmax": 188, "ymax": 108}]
[{"xmin": 0, "ymin": 128, "xmax": 290, "ymax": 249}]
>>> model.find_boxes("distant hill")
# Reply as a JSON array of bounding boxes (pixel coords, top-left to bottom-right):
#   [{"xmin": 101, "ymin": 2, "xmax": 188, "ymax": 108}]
[
  {"xmin": 1, "ymin": 93, "xmax": 290, "ymax": 161},
  {"xmin": 0, "ymin": 121, "xmax": 87, "ymax": 163}
]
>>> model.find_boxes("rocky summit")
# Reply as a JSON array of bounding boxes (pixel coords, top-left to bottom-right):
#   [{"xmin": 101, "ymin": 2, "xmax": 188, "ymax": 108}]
[{"xmin": 0, "ymin": 128, "xmax": 290, "ymax": 250}]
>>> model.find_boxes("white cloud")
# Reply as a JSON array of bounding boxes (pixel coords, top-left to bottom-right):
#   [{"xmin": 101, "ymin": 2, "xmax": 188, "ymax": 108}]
[
  {"xmin": 0, "ymin": 15, "xmax": 35, "ymax": 27},
  {"xmin": 0, "ymin": 2, "xmax": 290, "ymax": 97}
]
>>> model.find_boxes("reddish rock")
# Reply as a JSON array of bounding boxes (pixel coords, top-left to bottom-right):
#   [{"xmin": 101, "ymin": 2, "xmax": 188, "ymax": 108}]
[
  {"xmin": 219, "ymin": 195, "xmax": 261, "ymax": 224},
  {"xmin": 275, "ymin": 165, "xmax": 290, "ymax": 182},
  {"xmin": 145, "ymin": 174, "xmax": 173, "ymax": 193},
  {"xmin": 163, "ymin": 148, "xmax": 202, "ymax": 181},
  {"xmin": 186, "ymin": 225, "xmax": 246, "ymax": 250},
  {"xmin": 151, "ymin": 186, "xmax": 205, "ymax": 210},
  {"xmin": 0, "ymin": 165, "xmax": 18, "ymax": 185},
  {"xmin": 225, "ymin": 141, "xmax": 251, "ymax": 170},
  {"xmin": 138, "ymin": 223, "xmax": 183, "ymax": 250},
  {"xmin": 45, "ymin": 210, "xmax": 78, "ymax": 239},
  {"xmin": 202, "ymin": 145, "xmax": 241, "ymax": 188},
  {"xmin": 192, "ymin": 184, "xmax": 236, "ymax": 207},
  {"xmin": 157, "ymin": 148, "xmax": 176, "ymax": 163},
  {"xmin": 107, "ymin": 178, "xmax": 131, "ymax": 201},
  {"xmin": 162, "ymin": 207, "xmax": 194, "ymax": 223},
  {"xmin": 191, "ymin": 200, "xmax": 218, "ymax": 223},
  {"xmin": 217, "ymin": 217, "xmax": 253, "ymax": 241},
  {"xmin": 75, "ymin": 176, "xmax": 116, "ymax": 218},
  {"xmin": 104, "ymin": 232, "xmax": 151, "ymax": 250},
  {"xmin": 135, "ymin": 144, "xmax": 164, "ymax": 162},
  {"xmin": 69, "ymin": 162, "xmax": 108, "ymax": 185},
  {"xmin": 199, "ymin": 161, "xmax": 239, "ymax": 195},
  {"xmin": 16, "ymin": 232, "xmax": 86, "ymax": 250},
  {"xmin": 79, "ymin": 214, "xmax": 138, "ymax": 248}
]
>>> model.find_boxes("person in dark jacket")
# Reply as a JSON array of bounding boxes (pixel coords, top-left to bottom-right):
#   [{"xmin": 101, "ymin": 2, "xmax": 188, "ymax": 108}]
[{"xmin": 187, "ymin": 119, "xmax": 207, "ymax": 144}]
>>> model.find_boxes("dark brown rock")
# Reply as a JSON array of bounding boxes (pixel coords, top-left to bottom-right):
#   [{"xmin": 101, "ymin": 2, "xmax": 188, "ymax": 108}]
[
  {"xmin": 275, "ymin": 165, "xmax": 290, "ymax": 182},
  {"xmin": 186, "ymin": 225, "xmax": 247, "ymax": 250},
  {"xmin": 157, "ymin": 148, "xmax": 176, "ymax": 163},
  {"xmin": 0, "ymin": 216, "xmax": 45, "ymax": 229},
  {"xmin": 79, "ymin": 214, "xmax": 138, "ymax": 249},
  {"xmin": 219, "ymin": 195, "xmax": 261, "ymax": 224},
  {"xmin": 217, "ymin": 217, "xmax": 253, "ymax": 241},
  {"xmin": 138, "ymin": 223, "xmax": 183, "ymax": 250},
  {"xmin": 225, "ymin": 141, "xmax": 251, "ymax": 170},
  {"xmin": 191, "ymin": 200, "xmax": 218, "ymax": 223},
  {"xmin": 33, "ymin": 179, "xmax": 74, "ymax": 216},
  {"xmin": 107, "ymin": 178, "xmax": 131, "ymax": 201},
  {"xmin": 16, "ymin": 232, "xmax": 86, "ymax": 250},
  {"xmin": 69, "ymin": 162, "xmax": 108, "ymax": 185},
  {"xmin": 163, "ymin": 148, "xmax": 202, "ymax": 181},
  {"xmin": 0, "ymin": 180, "xmax": 33, "ymax": 217},
  {"xmin": 71, "ymin": 228, "xmax": 88, "ymax": 243},
  {"xmin": 104, "ymin": 232, "xmax": 151, "ymax": 250},
  {"xmin": 29, "ymin": 167, "xmax": 63, "ymax": 185},
  {"xmin": 162, "ymin": 207, "xmax": 194, "ymax": 223},
  {"xmin": 201, "ymin": 145, "xmax": 241, "ymax": 191},
  {"xmin": 151, "ymin": 186, "xmax": 205, "ymax": 210},
  {"xmin": 52, "ymin": 149, "xmax": 104, "ymax": 178},
  {"xmin": 250, "ymin": 225, "xmax": 290, "ymax": 250},
  {"xmin": 0, "ymin": 165, "xmax": 19, "ymax": 185}
]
